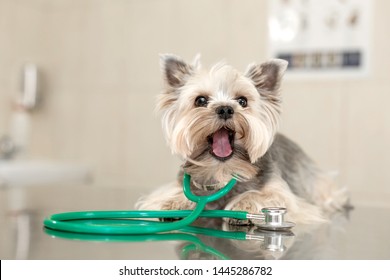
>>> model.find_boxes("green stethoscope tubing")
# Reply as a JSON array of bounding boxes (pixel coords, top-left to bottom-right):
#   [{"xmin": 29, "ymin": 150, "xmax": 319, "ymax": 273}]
[{"xmin": 43, "ymin": 173, "xmax": 249, "ymax": 236}]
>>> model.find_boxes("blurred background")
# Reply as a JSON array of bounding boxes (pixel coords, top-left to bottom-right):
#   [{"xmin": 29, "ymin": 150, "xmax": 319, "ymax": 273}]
[
  {"xmin": 1, "ymin": 0, "xmax": 390, "ymax": 260},
  {"xmin": 0, "ymin": 0, "xmax": 389, "ymax": 213}
]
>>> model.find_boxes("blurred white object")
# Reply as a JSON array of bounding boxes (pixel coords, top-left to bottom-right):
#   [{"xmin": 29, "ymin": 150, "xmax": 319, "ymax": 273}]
[
  {"xmin": 9, "ymin": 111, "xmax": 30, "ymax": 158},
  {"xmin": 269, "ymin": 8, "xmax": 300, "ymax": 42},
  {"xmin": 20, "ymin": 63, "xmax": 38, "ymax": 109},
  {"xmin": 0, "ymin": 160, "xmax": 91, "ymax": 188},
  {"xmin": 6, "ymin": 63, "xmax": 39, "ymax": 159},
  {"xmin": 0, "ymin": 160, "xmax": 91, "ymax": 212}
]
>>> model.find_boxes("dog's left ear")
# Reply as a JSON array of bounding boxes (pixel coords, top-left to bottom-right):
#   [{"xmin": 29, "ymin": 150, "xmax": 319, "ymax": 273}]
[{"xmin": 244, "ymin": 59, "xmax": 288, "ymax": 93}]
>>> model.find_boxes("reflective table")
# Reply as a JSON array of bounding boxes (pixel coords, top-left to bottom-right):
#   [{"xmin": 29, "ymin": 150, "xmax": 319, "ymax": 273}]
[{"xmin": 1, "ymin": 185, "xmax": 389, "ymax": 260}]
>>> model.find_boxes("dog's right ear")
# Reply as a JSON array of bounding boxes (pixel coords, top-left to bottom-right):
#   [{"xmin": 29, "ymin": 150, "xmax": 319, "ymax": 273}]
[{"xmin": 160, "ymin": 54, "xmax": 194, "ymax": 88}]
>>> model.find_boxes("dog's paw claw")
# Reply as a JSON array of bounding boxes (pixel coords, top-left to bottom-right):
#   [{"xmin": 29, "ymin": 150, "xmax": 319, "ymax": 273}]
[
  {"xmin": 159, "ymin": 217, "xmax": 183, "ymax": 222},
  {"xmin": 226, "ymin": 218, "xmax": 252, "ymax": 226}
]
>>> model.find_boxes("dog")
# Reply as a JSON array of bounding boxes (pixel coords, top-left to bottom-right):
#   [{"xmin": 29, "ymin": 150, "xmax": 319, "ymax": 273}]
[{"xmin": 136, "ymin": 54, "xmax": 348, "ymax": 225}]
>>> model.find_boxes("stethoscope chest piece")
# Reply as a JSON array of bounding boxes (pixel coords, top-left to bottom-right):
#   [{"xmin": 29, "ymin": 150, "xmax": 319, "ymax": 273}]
[{"xmin": 254, "ymin": 207, "xmax": 296, "ymax": 231}]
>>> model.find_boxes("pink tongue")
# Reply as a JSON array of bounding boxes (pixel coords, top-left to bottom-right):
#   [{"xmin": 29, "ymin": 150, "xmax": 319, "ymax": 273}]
[{"xmin": 212, "ymin": 129, "xmax": 233, "ymax": 158}]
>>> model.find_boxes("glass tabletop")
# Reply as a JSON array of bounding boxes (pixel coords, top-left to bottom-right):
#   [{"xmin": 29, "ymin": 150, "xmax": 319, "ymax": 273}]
[{"xmin": 1, "ymin": 185, "xmax": 389, "ymax": 260}]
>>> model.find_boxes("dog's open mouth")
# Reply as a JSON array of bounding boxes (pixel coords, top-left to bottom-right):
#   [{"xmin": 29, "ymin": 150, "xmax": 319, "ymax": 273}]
[{"xmin": 207, "ymin": 127, "xmax": 235, "ymax": 161}]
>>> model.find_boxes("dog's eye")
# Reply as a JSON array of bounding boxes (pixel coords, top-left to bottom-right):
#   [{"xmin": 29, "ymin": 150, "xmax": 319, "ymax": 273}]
[
  {"xmin": 195, "ymin": 96, "xmax": 208, "ymax": 107},
  {"xmin": 237, "ymin": 96, "xmax": 248, "ymax": 108}
]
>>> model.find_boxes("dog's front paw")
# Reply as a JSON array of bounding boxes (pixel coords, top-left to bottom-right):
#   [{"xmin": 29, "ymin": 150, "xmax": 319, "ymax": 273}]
[
  {"xmin": 224, "ymin": 193, "xmax": 264, "ymax": 225},
  {"xmin": 160, "ymin": 196, "xmax": 196, "ymax": 211},
  {"xmin": 135, "ymin": 183, "xmax": 196, "ymax": 212},
  {"xmin": 158, "ymin": 193, "xmax": 196, "ymax": 222}
]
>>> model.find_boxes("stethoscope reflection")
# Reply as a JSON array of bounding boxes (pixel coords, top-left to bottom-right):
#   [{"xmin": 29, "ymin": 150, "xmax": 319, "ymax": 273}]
[{"xmin": 44, "ymin": 220, "xmax": 295, "ymax": 260}]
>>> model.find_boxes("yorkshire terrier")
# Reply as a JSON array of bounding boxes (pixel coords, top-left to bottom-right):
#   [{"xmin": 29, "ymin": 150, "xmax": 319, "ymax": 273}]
[{"xmin": 136, "ymin": 54, "xmax": 348, "ymax": 225}]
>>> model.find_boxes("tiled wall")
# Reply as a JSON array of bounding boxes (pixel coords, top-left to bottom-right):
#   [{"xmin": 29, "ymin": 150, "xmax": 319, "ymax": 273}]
[{"xmin": 0, "ymin": 0, "xmax": 389, "ymax": 205}]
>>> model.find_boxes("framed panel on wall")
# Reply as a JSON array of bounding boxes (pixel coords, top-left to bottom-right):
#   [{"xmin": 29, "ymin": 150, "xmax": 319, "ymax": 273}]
[{"xmin": 268, "ymin": 0, "xmax": 372, "ymax": 78}]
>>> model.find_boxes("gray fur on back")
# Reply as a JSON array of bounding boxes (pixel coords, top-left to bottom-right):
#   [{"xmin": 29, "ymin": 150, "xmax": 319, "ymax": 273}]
[{"xmin": 255, "ymin": 133, "xmax": 320, "ymax": 203}]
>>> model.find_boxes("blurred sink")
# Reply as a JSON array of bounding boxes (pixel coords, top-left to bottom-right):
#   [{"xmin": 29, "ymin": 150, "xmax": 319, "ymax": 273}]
[{"xmin": 0, "ymin": 160, "xmax": 91, "ymax": 188}]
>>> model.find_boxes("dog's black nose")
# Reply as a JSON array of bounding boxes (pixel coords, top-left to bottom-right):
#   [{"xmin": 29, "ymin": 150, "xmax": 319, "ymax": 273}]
[{"xmin": 216, "ymin": 106, "xmax": 234, "ymax": 120}]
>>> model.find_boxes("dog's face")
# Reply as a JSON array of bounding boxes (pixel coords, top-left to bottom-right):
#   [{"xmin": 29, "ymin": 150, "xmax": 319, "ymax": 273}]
[{"xmin": 157, "ymin": 54, "xmax": 287, "ymax": 183}]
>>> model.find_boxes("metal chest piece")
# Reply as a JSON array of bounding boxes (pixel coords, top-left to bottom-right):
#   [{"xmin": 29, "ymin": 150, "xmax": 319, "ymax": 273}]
[{"xmin": 256, "ymin": 207, "xmax": 296, "ymax": 231}]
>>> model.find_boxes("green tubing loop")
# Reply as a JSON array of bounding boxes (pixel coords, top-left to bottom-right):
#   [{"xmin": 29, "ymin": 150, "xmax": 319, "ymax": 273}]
[{"xmin": 43, "ymin": 173, "xmax": 249, "ymax": 235}]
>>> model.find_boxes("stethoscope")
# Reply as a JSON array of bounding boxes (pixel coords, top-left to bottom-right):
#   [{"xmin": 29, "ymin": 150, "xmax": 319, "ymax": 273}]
[{"xmin": 43, "ymin": 173, "xmax": 295, "ymax": 235}]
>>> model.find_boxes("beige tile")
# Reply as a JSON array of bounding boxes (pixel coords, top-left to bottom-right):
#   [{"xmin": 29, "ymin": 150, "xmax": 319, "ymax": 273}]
[
  {"xmin": 341, "ymin": 84, "xmax": 390, "ymax": 201},
  {"xmin": 370, "ymin": 0, "xmax": 390, "ymax": 82},
  {"xmin": 279, "ymin": 82, "xmax": 344, "ymax": 173},
  {"xmin": 123, "ymin": 89, "xmax": 182, "ymax": 190}
]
